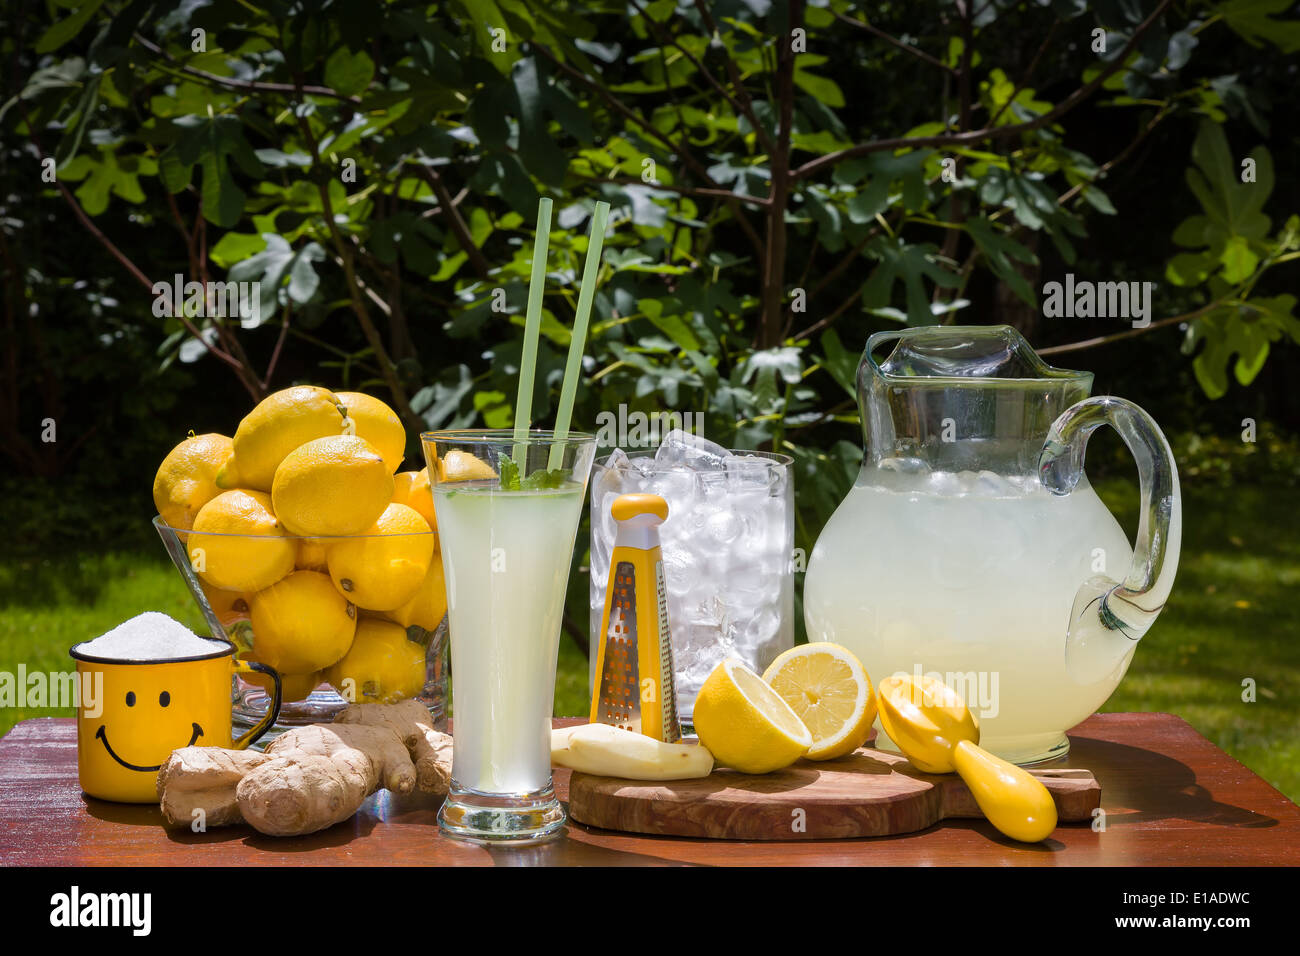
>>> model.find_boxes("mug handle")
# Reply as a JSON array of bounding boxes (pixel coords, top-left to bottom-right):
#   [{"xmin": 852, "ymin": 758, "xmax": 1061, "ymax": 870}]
[{"xmin": 231, "ymin": 660, "xmax": 283, "ymax": 749}]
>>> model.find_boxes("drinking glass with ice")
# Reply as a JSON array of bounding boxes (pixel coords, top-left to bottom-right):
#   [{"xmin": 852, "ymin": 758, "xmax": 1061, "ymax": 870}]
[{"xmin": 588, "ymin": 430, "xmax": 794, "ymax": 729}]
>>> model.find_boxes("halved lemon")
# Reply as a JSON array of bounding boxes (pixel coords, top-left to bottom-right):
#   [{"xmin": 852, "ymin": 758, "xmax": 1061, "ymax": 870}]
[
  {"xmin": 692, "ymin": 658, "xmax": 812, "ymax": 774},
  {"xmin": 763, "ymin": 643, "xmax": 876, "ymax": 761}
]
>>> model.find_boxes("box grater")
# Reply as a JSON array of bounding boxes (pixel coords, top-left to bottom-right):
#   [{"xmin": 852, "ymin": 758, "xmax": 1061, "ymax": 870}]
[{"xmin": 590, "ymin": 494, "xmax": 680, "ymax": 742}]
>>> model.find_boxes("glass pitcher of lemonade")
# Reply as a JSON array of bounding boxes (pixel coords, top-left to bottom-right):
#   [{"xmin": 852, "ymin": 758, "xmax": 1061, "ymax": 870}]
[{"xmin": 803, "ymin": 326, "xmax": 1181, "ymax": 764}]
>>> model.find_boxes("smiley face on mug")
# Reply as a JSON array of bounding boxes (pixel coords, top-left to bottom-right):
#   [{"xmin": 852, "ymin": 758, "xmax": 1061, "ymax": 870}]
[
  {"xmin": 75, "ymin": 657, "xmax": 231, "ymax": 802},
  {"xmin": 93, "ymin": 676, "xmax": 204, "ymax": 773}
]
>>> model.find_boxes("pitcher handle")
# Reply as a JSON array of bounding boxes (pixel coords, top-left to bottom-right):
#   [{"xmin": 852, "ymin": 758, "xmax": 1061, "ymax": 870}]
[{"xmin": 1038, "ymin": 396, "xmax": 1182, "ymax": 685}]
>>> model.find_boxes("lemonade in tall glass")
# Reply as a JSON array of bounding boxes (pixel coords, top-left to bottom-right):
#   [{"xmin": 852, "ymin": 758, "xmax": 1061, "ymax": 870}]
[{"xmin": 423, "ymin": 429, "xmax": 595, "ymax": 843}]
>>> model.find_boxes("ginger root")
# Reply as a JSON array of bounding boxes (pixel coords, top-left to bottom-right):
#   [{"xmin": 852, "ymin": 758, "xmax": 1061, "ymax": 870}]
[
  {"xmin": 155, "ymin": 746, "xmax": 271, "ymax": 828},
  {"xmin": 334, "ymin": 698, "xmax": 453, "ymax": 795},
  {"xmin": 158, "ymin": 701, "xmax": 452, "ymax": 836}
]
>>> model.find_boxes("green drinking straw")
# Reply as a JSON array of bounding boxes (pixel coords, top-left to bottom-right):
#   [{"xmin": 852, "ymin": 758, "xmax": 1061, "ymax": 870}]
[
  {"xmin": 512, "ymin": 197, "xmax": 553, "ymax": 468},
  {"xmin": 548, "ymin": 200, "xmax": 611, "ymax": 471}
]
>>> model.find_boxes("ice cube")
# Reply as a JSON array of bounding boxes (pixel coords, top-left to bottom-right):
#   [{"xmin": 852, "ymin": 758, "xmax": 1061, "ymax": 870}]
[
  {"xmin": 738, "ymin": 606, "xmax": 781, "ymax": 651},
  {"xmin": 724, "ymin": 455, "xmax": 775, "ymax": 493},
  {"xmin": 602, "ymin": 448, "xmax": 632, "ymax": 472},
  {"xmin": 655, "ymin": 428, "xmax": 729, "ymax": 470},
  {"xmin": 627, "ymin": 452, "xmax": 658, "ymax": 479},
  {"xmin": 703, "ymin": 509, "xmax": 744, "ymax": 546},
  {"xmin": 646, "ymin": 465, "xmax": 696, "ymax": 509},
  {"xmin": 974, "ymin": 469, "xmax": 1014, "ymax": 497}
]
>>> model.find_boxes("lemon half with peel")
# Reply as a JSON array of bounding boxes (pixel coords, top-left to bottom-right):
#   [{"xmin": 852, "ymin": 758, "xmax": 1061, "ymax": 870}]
[
  {"xmin": 763, "ymin": 643, "xmax": 877, "ymax": 761},
  {"xmin": 693, "ymin": 658, "xmax": 812, "ymax": 774}
]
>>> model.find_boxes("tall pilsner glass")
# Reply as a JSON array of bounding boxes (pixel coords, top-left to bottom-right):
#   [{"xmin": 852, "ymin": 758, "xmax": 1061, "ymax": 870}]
[{"xmin": 422, "ymin": 429, "xmax": 596, "ymax": 844}]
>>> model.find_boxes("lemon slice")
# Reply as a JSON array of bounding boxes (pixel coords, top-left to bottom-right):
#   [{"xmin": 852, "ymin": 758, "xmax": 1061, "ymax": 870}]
[
  {"xmin": 438, "ymin": 450, "xmax": 497, "ymax": 482},
  {"xmin": 763, "ymin": 643, "xmax": 877, "ymax": 761},
  {"xmin": 692, "ymin": 659, "xmax": 812, "ymax": 774}
]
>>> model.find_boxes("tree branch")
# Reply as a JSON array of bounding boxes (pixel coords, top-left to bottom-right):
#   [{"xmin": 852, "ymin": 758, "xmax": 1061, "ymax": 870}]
[
  {"xmin": 759, "ymin": 0, "xmax": 803, "ymax": 350},
  {"xmin": 832, "ymin": 10, "xmax": 956, "ymax": 74},
  {"xmin": 988, "ymin": 17, "xmax": 1060, "ymax": 127},
  {"xmin": 534, "ymin": 43, "xmax": 766, "ymax": 259},
  {"xmin": 133, "ymin": 33, "xmax": 363, "ymax": 104},
  {"xmin": 292, "ymin": 78, "xmax": 418, "ymax": 428},
  {"xmin": 791, "ymin": 0, "xmax": 1175, "ymax": 182},
  {"xmin": 412, "ymin": 163, "xmax": 491, "ymax": 277},
  {"xmin": 1035, "ymin": 302, "xmax": 1217, "ymax": 356},
  {"xmin": 572, "ymin": 172, "xmax": 767, "ymax": 207},
  {"xmin": 691, "ymin": 0, "xmax": 779, "ymax": 154}
]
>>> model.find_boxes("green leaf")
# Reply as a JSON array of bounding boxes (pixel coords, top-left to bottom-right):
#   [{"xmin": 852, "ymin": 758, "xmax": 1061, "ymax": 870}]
[
  {"xmin": 1165, "ymin": 251, "xmax": 1215, "ymax": 286},
  {"xmin": 1171, "ymin": 215, "xmax": 1210, "ymax": 247},
  {"xmin": 58, "ymin": 149, "xmax": 153, "ymax": 215},
  {"xmin": 817, "ymin": 329, "xmax": 858, "ymax": 398},
  {"xmin": 520, "ymin": 467, "xmax": 569, "ymax": 490},
  {"xmin": 412, "ymin": 366, "xmax": 476, "ymax": 430},
  {"xmin": 210, "ymin": 233, "xmax": 268, "ymax": 269},
  {"xmin": 1079, "ymin": 184, "xmax": 1117, "ymax": 215},
  {"xmin": 35, "ymin": 0, "xmax": 104, "ymax": 53},
  {"xmin": 287, "ymin": 243, "xmax": 326, "ymax": 303},
  {"xmin": 1233, "ymin": 325, "xmax": 1269, "ymax": 385},
  {"xmin": 964, "ymin": 217, "xmax": 1038, "ymax": 308},
  {"xmin": 1220, "ymin": 0, "xmax": 1300, "ymax": 53},
  {"xmin": 324, "ymin": 47, "xmax": 375, "ymax": 97},
  {"xmin": 1220, "ymin": 236, "xmax": 1259, "ymax": 283},
  {"xmin": 792, "ymin": 66, "xmax": 845, "ymax": 108},
  {"xmin": 497, "ymin": 453, "xmax": 521, "ymax": 490},
  {"xmin": 226, "ymin": 235, "xmax": 324, "ymax": 323},
  {"xmin": 455, "ymin": 0, "xmax": 516, "ymax": 68},
  {"xmin": 861, "ymin": 237, "xmax": 962, "ymax": 325},
  {"xmin": 475, "ymin": 390, "xmax": 513, "ymax": 429},
  {"xmin": 638, "ymin": 298, "xmax": 700, "ymax": 351},
  {"xmin": 512, "ymin": 56, "xmax": 567, "ymax": 186},
  {"xmin": 161, "ymin": 116, "xmax": 265, "ymax": 227}
]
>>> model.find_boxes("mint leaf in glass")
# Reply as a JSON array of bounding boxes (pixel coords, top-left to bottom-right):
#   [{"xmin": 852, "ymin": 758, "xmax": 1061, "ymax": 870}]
[
  {"xmin": 498, "ymin": 454, "xmax": 522, "ymax": 490},
  {"xmin": 520, "ymin": 467, "xmax": 570, "ymax": 490}
]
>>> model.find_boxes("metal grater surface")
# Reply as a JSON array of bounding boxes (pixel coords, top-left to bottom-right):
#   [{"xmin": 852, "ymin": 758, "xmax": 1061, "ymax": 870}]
[{"xmin": 595, "ymin": 560, "xmax": 641, "ymax": 733}]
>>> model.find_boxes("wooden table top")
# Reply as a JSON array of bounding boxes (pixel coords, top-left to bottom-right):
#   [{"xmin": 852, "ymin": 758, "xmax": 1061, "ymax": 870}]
[{"xmin": 1, "ymin": 713, "xmax": 1296, "ymax": 866}]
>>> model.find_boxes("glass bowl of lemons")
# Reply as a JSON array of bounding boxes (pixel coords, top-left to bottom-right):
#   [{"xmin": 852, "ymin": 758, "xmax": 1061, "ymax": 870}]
[{"xmin": 151, "ymin": 387, "xmax": 449, "ymax": 735}]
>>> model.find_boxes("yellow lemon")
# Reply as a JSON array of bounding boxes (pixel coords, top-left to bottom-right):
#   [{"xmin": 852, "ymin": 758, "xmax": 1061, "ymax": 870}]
[
  {"xmin": 153, "ymin": 433, "xmax": 233, "ymax": 531},
  {"xmin": 326, "ymin": 503, "xmax": 435, "ymax": 611},
  {"xmin": 247, "ymin": 570, "xmax": 357, "ymax": 673},
  {"xmin": 222, "ymin": 385, "xmax": 346, "ymax": 491},
  {"xmin": 692, "ymin": 658, "xmax": 812, "ymax": 774},
  {"xmin": 238, "ymin": 650, "xmax": 322, "ymax": 703},
  {"xmin": 384, "ymin": 555, "xmax": 447, "ymax": 631},
  {"xmin": 295, "ymin": 537, "xmax": 329, "ymax": 572},
  {"xmin": 199, "ymin": 578, "xmax": 250, "ymax": 625},
  {"xmin": 189, "ymin": 489, "xmax": 295, "ymax": 592},
  {"xmin": 337, "ymin": 392, "xmax": 406, "ymax": 473},
  {"xmin": 763, "ymin": 643, "xmax": 876, "ymax": 761},
  {"xmin": 325, "ymin": 617, "xmax": 426, "ymax": 704},
  {"xmin": 392, "ymin": 468, "xmax": 437, "ymax": 537},
  {"xmin": 437, "ymin": 449, "xmax": 496, "ymax": 482},
  {"xmin": 212, "ymin": 452, "xmax": 247, "ymax": 490},
  {"xmin": 271, "ymin": 434, "xmax": 393, "ymax": 536}
]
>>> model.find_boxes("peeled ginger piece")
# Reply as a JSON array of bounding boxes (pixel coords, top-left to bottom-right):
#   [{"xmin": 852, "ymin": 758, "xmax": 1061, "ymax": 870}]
[{"xmin": 551, "ymin": 724, "xmax": 713, "ymax": 781}]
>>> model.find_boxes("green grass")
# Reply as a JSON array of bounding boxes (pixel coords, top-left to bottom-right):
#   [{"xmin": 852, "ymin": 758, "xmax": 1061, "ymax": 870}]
[
  {"xmin": 1094, "ymin": 477, "xmax": 1300, "ymax": 804},
  {"xmin": 2, "ymin": 476, "xmax": 1297, "ymax": 804}
]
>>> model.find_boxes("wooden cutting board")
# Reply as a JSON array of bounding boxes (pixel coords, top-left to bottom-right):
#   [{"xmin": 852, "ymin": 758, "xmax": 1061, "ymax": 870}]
[{"xmin": 568, "ymin": 747, "xmax": 1099, "ymax": 840}]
